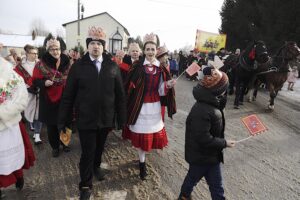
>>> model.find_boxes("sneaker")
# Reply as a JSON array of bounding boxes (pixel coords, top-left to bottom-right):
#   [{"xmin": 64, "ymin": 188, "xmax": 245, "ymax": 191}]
[
  {"xmin": 34, "ymin": 134, "xmax": 42, "ymax": 145},
  {"xmin": 79, "ymin": 187, "xmax": 92, "ymax": 200},
  {"xmin": 29, "ymin": 123, "xmax": 35, "ymax": 131}
]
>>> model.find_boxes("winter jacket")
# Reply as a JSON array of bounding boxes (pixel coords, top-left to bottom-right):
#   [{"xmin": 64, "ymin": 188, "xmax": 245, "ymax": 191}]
[
  {"xmin": 185, "ymin": 84, "xmax": 227, "ymax": 165},
  {"xmin": 32, "ymin": 52, "xmax": 70, "ymax": 125},
  {"xmin": 58, "ymin": 53, "xmax": 126, "ymax": 130}
]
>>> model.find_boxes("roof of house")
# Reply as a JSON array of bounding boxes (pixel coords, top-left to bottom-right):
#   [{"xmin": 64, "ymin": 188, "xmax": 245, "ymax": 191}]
[
  {"xmin": 0, "ymin": 33, "xmax": 45, "ymax": 48},
  {"xmin": 62, "ymin": 12, "xmax": 130, "ymax": 36}
]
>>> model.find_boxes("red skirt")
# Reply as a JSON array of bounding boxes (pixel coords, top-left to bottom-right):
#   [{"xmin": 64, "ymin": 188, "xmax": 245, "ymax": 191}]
[
  {"xmin": 122, "ymin": 125, "xmax": 168, "ymax": 152},
  {"xmin": 0, "ymin": 122, "xmax": 35, "ymax": 188}
]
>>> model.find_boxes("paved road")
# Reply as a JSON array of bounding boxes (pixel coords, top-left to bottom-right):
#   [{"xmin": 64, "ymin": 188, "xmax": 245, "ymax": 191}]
[{"xmin": 3, "ymin": 78, "xmax": 300, "ymax": 200}]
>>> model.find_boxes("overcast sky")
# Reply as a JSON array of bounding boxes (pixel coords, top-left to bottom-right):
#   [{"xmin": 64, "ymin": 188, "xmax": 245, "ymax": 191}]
[{"xmin": 0, "ymin": 0, "xmax": 224, "ymax": 51}]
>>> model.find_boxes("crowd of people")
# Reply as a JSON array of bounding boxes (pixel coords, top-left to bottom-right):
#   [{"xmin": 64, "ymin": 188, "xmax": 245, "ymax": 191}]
[{"xmin": 1, "ymin": 26, "xmax": 299, "ymax": 200}]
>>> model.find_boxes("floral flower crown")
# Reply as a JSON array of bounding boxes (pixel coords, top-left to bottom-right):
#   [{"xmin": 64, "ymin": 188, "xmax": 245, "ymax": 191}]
[{"xmin": 143, "ymin": 33, "xmax": 157, "ymax": 46}]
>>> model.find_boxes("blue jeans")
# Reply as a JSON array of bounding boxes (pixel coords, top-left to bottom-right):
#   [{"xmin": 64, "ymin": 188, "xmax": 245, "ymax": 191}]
[
  {"xmin": 33, "ymin": 120, "xmax": 42, "ymax": 134},
  {"xmin": 180, "ymin": 163, "xmax": 225, "ymax": 200}
]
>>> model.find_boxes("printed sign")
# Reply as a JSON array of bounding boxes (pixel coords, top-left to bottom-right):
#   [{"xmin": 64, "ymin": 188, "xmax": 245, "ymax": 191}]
[
  {"xmin": 242, "ymin": 114, "xmax": 267, "ymax": 135},
  {"xmin": 195, "ymin": 30, "xmax": 227, "ymax": 53}
]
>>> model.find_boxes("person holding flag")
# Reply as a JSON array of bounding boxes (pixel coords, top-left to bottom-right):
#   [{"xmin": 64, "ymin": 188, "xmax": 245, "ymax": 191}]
[{"xmin": 178, "ymin": 66, "xmax": 236, "ymax": 200}]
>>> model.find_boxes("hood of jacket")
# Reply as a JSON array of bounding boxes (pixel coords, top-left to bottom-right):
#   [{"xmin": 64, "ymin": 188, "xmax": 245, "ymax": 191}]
[{"xmin": 192, "ymin": 84, "xmax": 220, "ymax": 108}]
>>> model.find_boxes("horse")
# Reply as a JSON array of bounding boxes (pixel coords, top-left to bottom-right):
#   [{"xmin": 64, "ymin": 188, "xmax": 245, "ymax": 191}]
[
  {"xmin": 249, "ymin": 41, "xmax": 300, "ymax": 111},
  {"xmin": 232, "ymin": 41, "xmax": 269, "ymax": 109},
  {"xmin": 220, "ymin": 53, "xmax": 239, "ymax": 95}
]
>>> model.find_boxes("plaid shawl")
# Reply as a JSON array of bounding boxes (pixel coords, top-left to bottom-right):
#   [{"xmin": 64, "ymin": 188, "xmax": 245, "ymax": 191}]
[{"xmin": 125, "ymin": 61, "xmax": 176, "ymax": 125}]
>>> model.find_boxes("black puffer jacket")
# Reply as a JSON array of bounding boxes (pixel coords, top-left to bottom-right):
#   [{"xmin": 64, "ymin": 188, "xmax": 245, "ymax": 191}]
[{"xmin": 185, "ymin": 84, "xmax": 227, "ymax": 165}]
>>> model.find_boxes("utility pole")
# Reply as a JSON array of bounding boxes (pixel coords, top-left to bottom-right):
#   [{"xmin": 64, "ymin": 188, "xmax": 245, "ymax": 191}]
[{"xmin": 77, "ymin": 0, "xmax": 80, "ymax": 50}]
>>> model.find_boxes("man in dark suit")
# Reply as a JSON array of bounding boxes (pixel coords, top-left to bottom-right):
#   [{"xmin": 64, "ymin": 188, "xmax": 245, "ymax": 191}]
[{"xmin": 58, "ymin": 26, "xmax": 126, "ymax": 200}]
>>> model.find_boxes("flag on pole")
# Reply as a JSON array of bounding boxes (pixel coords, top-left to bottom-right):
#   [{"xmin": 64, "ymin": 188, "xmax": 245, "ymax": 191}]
[
  {"xmin": 186, "ymin": 62, "xmax": 201, "ymax": 76},
  {"xmin": 241, "ymin": 114, "xmax": 267, "ymax": 135}
]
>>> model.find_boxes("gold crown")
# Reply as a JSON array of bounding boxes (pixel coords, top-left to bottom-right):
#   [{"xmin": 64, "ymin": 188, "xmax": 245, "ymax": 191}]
[
  {"xmin": 143, "ymin": 33, "xmax": 157, "ymax": 45},
  {"xmin": 46, "ymin": 38, "xmax": 60, "ymax": 50},
  {"xmin": 88, "ymin": 26, "xmax": 106, "ymax": 40}
]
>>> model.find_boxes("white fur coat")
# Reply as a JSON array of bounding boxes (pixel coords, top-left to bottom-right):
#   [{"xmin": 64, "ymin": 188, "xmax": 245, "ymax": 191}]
[{"xmin": 0, "ymin": 57, "xmax": 29, "ymax": 131}]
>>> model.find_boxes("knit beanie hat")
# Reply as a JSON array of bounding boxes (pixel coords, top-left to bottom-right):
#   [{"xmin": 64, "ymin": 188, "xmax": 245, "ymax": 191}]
[
  {"xmin": 199, "ymin": 66, "xmax": 229, "ymax": 96},
  {"xmin": 86, "ymin": 26, "xmax": 106, "ymax": 48}
]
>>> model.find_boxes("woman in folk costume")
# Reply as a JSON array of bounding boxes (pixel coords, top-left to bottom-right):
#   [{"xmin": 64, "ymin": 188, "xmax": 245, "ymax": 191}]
[
  {"xmin": 14, "ymin": 45, "xmax": 43, "ymax": 145},
  {"xmin": 122, "ymin": 33, "xmax": 177, "ymax": 180},
  {"xmin": 0, "ymin": 58, "xmax": 35, "ymax": 199},
  {"xmin": 156, "ymin": 45, "xmax": 170, "ymax": 121},
  {"xmin": 113, "ymin": 50, "xmax": 130, "ymax": 83},
  {"xmin": 32, "ymin": 38, "xmax": 70, "ymax": 157}
]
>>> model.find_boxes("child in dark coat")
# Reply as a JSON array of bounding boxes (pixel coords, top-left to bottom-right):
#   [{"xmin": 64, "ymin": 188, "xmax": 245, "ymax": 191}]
[{"xmin": 178, "ymin": 66, "xmax": 236, "ymax": 200}]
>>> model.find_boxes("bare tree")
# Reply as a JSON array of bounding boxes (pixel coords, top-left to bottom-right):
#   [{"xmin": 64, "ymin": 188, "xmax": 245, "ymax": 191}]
[{"xmin": 29, "ymin": 18, "xmax": 49, "ymax": 36}]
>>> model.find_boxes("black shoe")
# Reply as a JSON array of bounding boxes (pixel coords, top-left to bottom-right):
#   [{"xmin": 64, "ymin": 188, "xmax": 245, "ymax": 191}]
[
  {"xmin": 79, "ymin": 187, "xmax": 92, "ymax": 200},
  {"xmin": 15, "ymin": 177, "xmax": 24, "ymax": 190},
  {"xmin": 52, "ymin": 149, "xmax": 59, "ymax": 157},
  {"xmin": 62, "ymin": 145, "xmax": 71, "ymax": 153},
  {"xmin": 178, "ymin": 192, "xmax": 192, "ymax": 200},
  {"xmin": 93, "ymin": 167, "xmax": 105, "ymax": 181},
  {"xmin": 139, "ymin": 162, "xmax": 148, "ymax": 180}
]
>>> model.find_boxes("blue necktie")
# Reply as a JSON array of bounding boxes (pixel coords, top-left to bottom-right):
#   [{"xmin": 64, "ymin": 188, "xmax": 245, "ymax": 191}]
[{"xmin": 93, "ymin": 60, "xmax": 99, "ymax": 72}]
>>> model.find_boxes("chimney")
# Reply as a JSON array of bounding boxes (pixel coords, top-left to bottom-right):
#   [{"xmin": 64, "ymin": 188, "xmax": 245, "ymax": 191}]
[{"xmin": 32, "ymin": 30, "xmax": 36, "ymax": 40}]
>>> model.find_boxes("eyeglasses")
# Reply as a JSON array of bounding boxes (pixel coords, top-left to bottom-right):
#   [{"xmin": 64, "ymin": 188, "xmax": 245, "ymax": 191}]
[{"xmin": 49, "ymin": 48, "xmax": 61, "ymax": 52}]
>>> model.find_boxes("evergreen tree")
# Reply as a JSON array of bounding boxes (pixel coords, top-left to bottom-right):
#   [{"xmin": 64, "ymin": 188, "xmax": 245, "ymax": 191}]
[{"xmin": 220, "ymin": 0, "xmax": 300, "ymax": 53}]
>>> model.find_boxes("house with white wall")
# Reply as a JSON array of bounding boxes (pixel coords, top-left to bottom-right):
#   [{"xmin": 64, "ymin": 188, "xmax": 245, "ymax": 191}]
[{"xmin": 62, "ymin": 12, "xmax": 130, "ymax": 54}]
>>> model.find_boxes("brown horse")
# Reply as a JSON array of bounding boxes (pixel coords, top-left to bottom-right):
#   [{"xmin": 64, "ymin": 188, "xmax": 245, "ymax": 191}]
[{"xmin": 250, "ymin": 41, "xmax": 300, "ymax": 111}]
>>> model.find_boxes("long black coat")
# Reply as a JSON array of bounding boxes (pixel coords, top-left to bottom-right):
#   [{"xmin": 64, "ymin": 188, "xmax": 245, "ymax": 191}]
[
  {"xmin": 58, "ymin": 53, "xmax": 126, "ymax": 130},
  {"xmin": 185, "ymin": 84, "xmax": 227, "ymax": 165},
  {"xmin": 33, "ymin": 53, "xmax": 70, "ymax": 125}
]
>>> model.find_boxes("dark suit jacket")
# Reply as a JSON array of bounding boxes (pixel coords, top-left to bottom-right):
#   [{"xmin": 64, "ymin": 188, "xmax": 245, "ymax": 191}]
[{"xmin": 58, "ymin": 52, "xmax": 126, "ymax": 130}]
